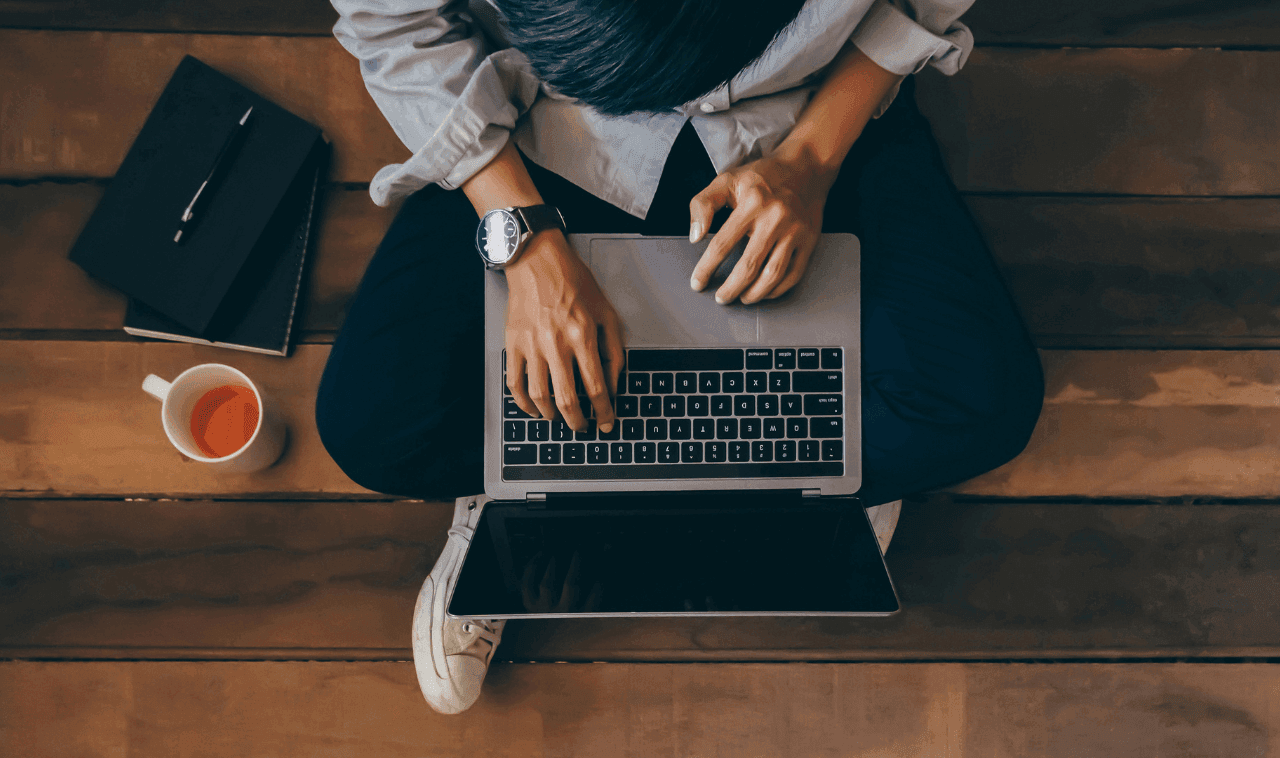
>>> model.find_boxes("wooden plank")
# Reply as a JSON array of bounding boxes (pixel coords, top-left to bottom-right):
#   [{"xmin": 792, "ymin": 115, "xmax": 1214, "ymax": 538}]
[
  {"xmin": 9, "ymin": 343, "xmax": 1280, "ymax": 499},
  {"xmin": 8, "ymin": 185, "xmax": 1280, "ymax": 348},
  {"xmin": 915, "ymin": 48, "xmax": 1280, "ymax": 196},
  {"xmin": 2, "ymin": 0, "xmax": 1278, "ymax": 48},
  {"xmin": 4, "ymin": 31, "xmax": 1279, "ymax": 195},
  {"xmin": 3, "ymin": 497, "xmax": 1277, "ymax": 660},
  {"xmin": 2, "ymin": 661, "xmax": 1277, "ymax": 757}
]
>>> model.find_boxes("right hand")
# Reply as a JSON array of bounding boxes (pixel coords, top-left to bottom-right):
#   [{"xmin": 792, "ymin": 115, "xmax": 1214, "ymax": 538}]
[{"xmin": 504, "ymin": 229, "xmax": 625, "ymax": 433}]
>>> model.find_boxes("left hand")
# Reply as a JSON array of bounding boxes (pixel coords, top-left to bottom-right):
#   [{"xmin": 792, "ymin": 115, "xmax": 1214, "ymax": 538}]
[{"xmin": 688, "ymin": 150, "xmax": 839, "ymax": 305}]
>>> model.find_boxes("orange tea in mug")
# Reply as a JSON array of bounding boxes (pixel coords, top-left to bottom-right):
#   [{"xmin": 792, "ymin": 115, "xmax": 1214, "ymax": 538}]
[{"xmin": 189, "ymin": 384, "xmax": 260, "ymax": 458}]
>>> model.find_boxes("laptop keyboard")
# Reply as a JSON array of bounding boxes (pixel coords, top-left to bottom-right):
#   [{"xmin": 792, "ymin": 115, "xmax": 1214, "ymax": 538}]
[{"xmin": 501, "ymin": 347, "xmax": 847, "ymax": 480}]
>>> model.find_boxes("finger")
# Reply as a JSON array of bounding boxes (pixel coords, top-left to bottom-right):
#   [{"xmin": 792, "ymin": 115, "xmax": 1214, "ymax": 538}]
[
  {"xmin": 521, "ymin": 551, "xmax": 546, "ymax": 611},
  {"xmin": 525, "ymin": 355, "xmax": 556, "ymax": 421},
  {"xmin": 688, "ymin": 173, "xmax": 731, "ymax": 249},
  {"xmin": 765, "ymin": 236, "xmax": 816, "ymax": 300},
  {"xmin": 506, "ymin": 347, "xmax": 539, "ymax": 418},
  {"xmin": 741, "ymin": 235, "xmax": 794, "ymax": 304},
  {"xmin": 601, "ymin": 313, "xmax": 626, "ymax": 399},
  {"xmin": 548, "ymin": 342, "xmax": 588, "ymax": 431},
  {"xmin": 716, "ymin": 210, "xmax": 784, "ymax": 305},
  {"xmin": 692, "ymin": 202, "xmax": 755, "ymax": 295},
  {"xmin": 571, "ymin": 327, "xmax": 613, "ymax": 433},
  {"xmin": 555, "ymin": 551, "xmax": 583, "ymax": 613}
]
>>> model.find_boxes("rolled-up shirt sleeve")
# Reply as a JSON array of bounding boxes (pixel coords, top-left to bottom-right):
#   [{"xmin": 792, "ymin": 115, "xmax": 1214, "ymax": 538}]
[
  {"xmin": 850, "ymin": 0, "xmax": 975, "ymax": 77},
  {"xmin": 331, "ymin": 0, "xmax": 543, "ymax": 205}
]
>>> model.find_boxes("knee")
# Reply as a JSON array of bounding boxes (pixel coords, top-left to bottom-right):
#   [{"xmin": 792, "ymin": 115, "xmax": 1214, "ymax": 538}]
[{"xmin": 314, "ymin": 373, "xmax": 400, "ymax": 495}]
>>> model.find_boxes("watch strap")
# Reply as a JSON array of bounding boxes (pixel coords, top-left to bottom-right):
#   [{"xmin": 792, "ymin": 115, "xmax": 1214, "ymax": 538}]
[{"xmin": 516, "ymin": 204, "xmax": 566, "ymax": 236}]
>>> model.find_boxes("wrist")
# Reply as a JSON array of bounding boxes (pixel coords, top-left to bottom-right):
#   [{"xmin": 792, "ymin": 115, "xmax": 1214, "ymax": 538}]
[{"xmin": 505, "ymin": 228, "xmax": 575, "ymax": 283}]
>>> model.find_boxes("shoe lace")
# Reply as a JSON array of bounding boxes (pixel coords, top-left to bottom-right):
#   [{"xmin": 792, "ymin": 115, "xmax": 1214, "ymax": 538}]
[{"xmin": 459, "ymin": 620, "xmax": 503, "ymax": 664}]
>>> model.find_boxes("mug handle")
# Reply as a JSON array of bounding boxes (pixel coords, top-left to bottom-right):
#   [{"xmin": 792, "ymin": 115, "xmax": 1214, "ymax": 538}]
[{"xmin": 142, "ymin": 374, "xmax": 172, "ymax": 402}]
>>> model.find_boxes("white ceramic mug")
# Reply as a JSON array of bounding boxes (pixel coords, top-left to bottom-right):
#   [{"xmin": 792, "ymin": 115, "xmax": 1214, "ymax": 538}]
[{"xmin": 142, "ymin": 363, "xmax": 287, "ymax": 473}]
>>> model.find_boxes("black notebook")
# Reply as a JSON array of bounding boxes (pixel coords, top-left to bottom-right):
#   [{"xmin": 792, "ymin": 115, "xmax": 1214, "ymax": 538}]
[{"xmin": 69, "ymin": 55, "xmax": 327, "ymax": 346}]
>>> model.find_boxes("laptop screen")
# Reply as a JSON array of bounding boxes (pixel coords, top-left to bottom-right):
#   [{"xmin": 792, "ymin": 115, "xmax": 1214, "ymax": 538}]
[{"xmin": 448, "ymin": 492, "xmax": 898, "ymax": 618}]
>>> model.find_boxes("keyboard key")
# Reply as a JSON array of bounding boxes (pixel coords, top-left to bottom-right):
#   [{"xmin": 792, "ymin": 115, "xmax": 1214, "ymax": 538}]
[
  {"xmin": 634, "ymin": 442, "xmax": 656, "ymax": 463},
  {"xmin": 797, "ymin": 348, "xmax": 820, "ymax": 369},
  {"xmin": 640, "ymin": 396, "xmax": 662, "ymax": 417},
  {"xmin": 575, "ymin": 395, "xmax": 593, "ymax": 418},
  {"xmin": 676, "ymin": 372, "xmax": 697, "ymax": 393},
  {"xmin": 504, "ymin": 444, "xmax": 537, "ymax": 465},
  {"xmin": 745, "ymin": 349, "xmax": 772, "ymax": 369},
  {"xmin": 699, "ymin": 372, "xmax": 720, "ymax": 393},
  {"xmin": 723, "ymin": 372, "xmax": 744, "ymax": 393},
  {"xmin": 741, "ymin": 418, "xmax": 761, "ymax": 439},
  {"xmin": 693, "ymin": 418, "xmax": 715, "ymax": 439},
  {"xmin": 781, "ymin": 394, "xmax": 803, "ymax": 415},
  {"xmin": 717, "ymin": 418, "xmax": 738, "ymax": 439},
  {"xmin": 757, "ymin": 394, "xmax": 779, "ymax": 415},
  {"xmin": 503, "ymin": 421, "xmax": 525, "ymax": 442},
  {"xmin": 629, "ymin": 373, "xmax": 650, "ymax": 394},
  {"xmin": 529, "ymin": 420, "xmax": 550, "ymax": 441},
  {"xmin": 752, "ymin": 441, "xmax": 773, "ymax": 462},
  {"xmin": 504, "ymin": 397, "xmax": 532, "ymax": 419},
  {"xmin": 787, "ymin": 418, "xmax": 807, "ymax": 438},
  {"xmin": 539, "ymin": 444, "xmax": 562, "ymax": 465},
  {"xmin": 734, "ymin": 395, "xmax": 755, "ymax": 416},
  {"xmin": 670, "ymin": 419, "xmax": 692, "ymax": 439},
  {"xmin": 799, "ymin": 440, "xmax": 820, "ymax": 461},
  {"xmin": 587, "ymin": 443, "xmax": 609, "ymax": 463},
  {"xmin": 822, "ymin": 440, "xmax": 843, "ymax": 461},
  {"xmin": 746, "ymin": 372, "xmax": 768, "ymax": 392},
  {"xmin": 804, "ymin": 394, "xmax": 843, "ymax": 415},
  {"xmin": 711, "ymin": 395, "xmax": 733, "ymax": 416},
  {"xmin": 769, "ymin": 372, "xmax": 790, "ymax": 393},
  {"xmin": 574, "ymin": 419, "xmax": 597, "ymax": 441},
  {"xmin": 616, "ymin": 371, "xmax": 626, "ymax": 394},
  {"xmin": 563, "ymin": 442, "xmax": 585, "ymax": 464},
  {"xmin": 776, "ymin": 440, "xmax": 796, "ymax": 461},
  {"xmin": 611, "ymin": 442, "xmax": 632, "ymax": 464},
  {"xmin": 763, "ymin": 419, "xmax": 785, "ymax": 439},
  {"xmin": 793, "ymin": 371, "xmax": 842, "ymax": 392},
  {"xmin": 810, "ymin": 417, "xmax": 844, "ymax": 438},
  {"xmin": 774, "ymin": 349, "xmax": 796, "ymax": 370},
  {"xmin": 652, "ymin": 373, "xmax": 674, "ymax": 393},
  {"xmin": 627, "ymin": 348, "xmax": 744, "ymax": 371},
  {"xmin": 646, "ymin": 419, "xmax": 668, "ymax": 440},
  {"xmin": 821, "ymin": 348, "xmax": 843, "ymax": 369},
  {"xmin": 616, "ymin": 396, "xmax": 638, "ymax": 417},
  {"xmin": 658, "ymin": 442, "xmax": 680, "ymax": 463},
  {"xmin": 681, "ymin": 441, "xmax": 703, "ymax": 462},
  {"xmin": 687, "ymin": 395, "xmax": 709, "ymax": 416},
  {"xmin": 663, "ymin": 396, "xmax": 686, "ymax": 417},
  {"xmin": 729, "ymin": 441, "xmax": 750, "ymax": 462},
  {"xmin": 551, "ymin": 420, "xmax": 573, "ymax": 441},
  {"xmin": 503, "ymin": 381, "xmax": 511, "ymax": 395},
  {"xmin": 599, "ymin": 422, "xmax": 621, "ymax": 440},
  {"xmin": 622, "ymin": 419, "xmax": 644, "ymax": 440},
  {"xmin": 706, "ymin": 441, "xmax": 727, "ymax": 462}
]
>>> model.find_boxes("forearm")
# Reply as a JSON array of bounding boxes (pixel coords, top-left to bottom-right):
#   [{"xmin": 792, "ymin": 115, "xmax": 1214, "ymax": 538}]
[
  {"xmin": 773, "ymin": 42, "xmax": 901, "ymax": 177},
  {"xmin": 462, "ymin": 139, "xmax": 545, "ymax": 215}
]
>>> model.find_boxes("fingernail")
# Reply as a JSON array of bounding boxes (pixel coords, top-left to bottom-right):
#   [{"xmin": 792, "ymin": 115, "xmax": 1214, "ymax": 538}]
[
  {"xmin": 600, "ymin": 422, "xmax": 613, "ymax": 433},
  {"xmin": 689, "ymin": 222, "xmax": 703, "ymax": 244},
  {"xmin": 690, "ymin": 274, "xmax": 703, "ymax": 291},
  {"xmin": 715, "ymin": 294, "xmax": 727, "ymax": 305}
]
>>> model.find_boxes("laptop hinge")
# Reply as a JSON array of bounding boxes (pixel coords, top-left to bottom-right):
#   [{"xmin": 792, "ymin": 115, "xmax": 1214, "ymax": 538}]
[
  {"xmin": 526, "ymin": 492, "xmax": 547, "ymax": 501},
  {"xmin": 801, "ymin": 489, "xmax": 822, "ymax": 498}
]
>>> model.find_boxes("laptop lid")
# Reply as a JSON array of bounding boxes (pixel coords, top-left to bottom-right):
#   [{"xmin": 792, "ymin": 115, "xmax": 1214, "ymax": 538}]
[
  {"xmin": 447, "ymin": 492, "xmax": 899, "ymax": 619},
  {"xmin": 483, "ymin": 233, "xmax": 862, "ymax": 500}
]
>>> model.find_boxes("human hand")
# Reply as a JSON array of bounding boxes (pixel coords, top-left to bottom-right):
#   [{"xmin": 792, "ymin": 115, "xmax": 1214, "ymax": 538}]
[
  {"xmin": 687, "ymin": 151, "xmax": 839, "ymax": 305},
  {"xmin": 505, "ymin": 229, "xmax": 625, "ymax": 433},
  {"xmin": 521, "ymin": 550, "xmax": 604, "ymax": 613}
]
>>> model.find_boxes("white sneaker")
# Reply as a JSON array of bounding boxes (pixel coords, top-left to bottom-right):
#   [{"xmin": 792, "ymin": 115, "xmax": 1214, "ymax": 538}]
[
  {"xmin": 866, "ymin": 500, "xmax": 902, "ymax": 554},
  {"xmin": 411, "ymin": 494, "xmax": 506, "ymax": 715}
]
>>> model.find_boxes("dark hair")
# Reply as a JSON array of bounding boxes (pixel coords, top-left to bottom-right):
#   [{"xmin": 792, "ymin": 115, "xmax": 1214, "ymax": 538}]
[{"xmin": 491, "ymin": 0, "xmax": 808, "ymax": 117}]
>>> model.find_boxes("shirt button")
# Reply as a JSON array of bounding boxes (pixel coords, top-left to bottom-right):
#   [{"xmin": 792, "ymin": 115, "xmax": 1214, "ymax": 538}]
[{"xmin": 699, "ymin": 101, "xmax": 715, "ymax": 113}]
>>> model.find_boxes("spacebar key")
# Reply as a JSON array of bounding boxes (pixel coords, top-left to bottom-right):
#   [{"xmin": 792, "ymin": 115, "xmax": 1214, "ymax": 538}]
[
  {"xmin": 628, "ymin": 349, "xmax": 744, "ymax": 371},
  {"xmin": 503, "ymin": 444, "xmax": 538, "ymax": 464}
]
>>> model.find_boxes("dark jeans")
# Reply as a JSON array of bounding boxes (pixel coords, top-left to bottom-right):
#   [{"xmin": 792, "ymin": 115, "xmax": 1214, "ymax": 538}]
[{"xmin": 315, "ymin": 76, "xmax": 1045, "ymax": 507}]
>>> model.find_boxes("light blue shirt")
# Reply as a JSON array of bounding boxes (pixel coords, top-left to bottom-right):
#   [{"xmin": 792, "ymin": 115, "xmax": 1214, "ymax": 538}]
[{"xmin": 332, "ymin": 0, "xmax": 975, "ymax": 218}]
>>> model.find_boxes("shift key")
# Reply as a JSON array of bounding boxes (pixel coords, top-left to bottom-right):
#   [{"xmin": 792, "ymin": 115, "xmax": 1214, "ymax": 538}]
[{"xmin": 793, "ymin": 371, "xmax": 842, "ymax": 392}]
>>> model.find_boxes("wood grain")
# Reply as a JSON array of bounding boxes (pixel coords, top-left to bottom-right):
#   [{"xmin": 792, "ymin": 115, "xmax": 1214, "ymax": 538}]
[
  {"xmin": 2, "ymin": 661, "xmax": 1277, "ymax": 757},
  {"xmin": 9, "ymin": 343, "xmax": 1280, "ymax": 498},
  {"xmin": 3, "ymin": 497, "xmax": 1277, "ymax": 660},
  {"xmin": 7, "ymin": 186, "xmax": 1280, "ymax": 347},
  {"xmin": 4, "ymin": 31, "xmax": 1279, "ymax": 195}
]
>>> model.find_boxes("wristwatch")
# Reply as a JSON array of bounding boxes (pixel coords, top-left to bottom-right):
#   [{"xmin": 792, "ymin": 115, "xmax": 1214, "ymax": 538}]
[{"xmin": 475, "ymin": 204, "xmax": 567, "ymax": 270}]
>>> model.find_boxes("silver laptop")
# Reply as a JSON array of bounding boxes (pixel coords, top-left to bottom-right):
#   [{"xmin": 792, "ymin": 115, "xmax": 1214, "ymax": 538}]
[{"xmin": 447, "ymin": 233, "xmax": 899, "ymax": 618}]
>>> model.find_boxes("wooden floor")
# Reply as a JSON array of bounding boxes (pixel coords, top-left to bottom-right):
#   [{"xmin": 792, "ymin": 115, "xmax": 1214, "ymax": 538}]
[{"xmin": 3, "ymin": 1, "xmax": 1280, "ymax": 754}]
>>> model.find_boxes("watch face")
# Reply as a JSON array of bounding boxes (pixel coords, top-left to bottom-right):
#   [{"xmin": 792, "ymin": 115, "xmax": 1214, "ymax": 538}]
[{"xmin": 477, "ymin": 209, "xmax": 521, "ymax": 264}]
